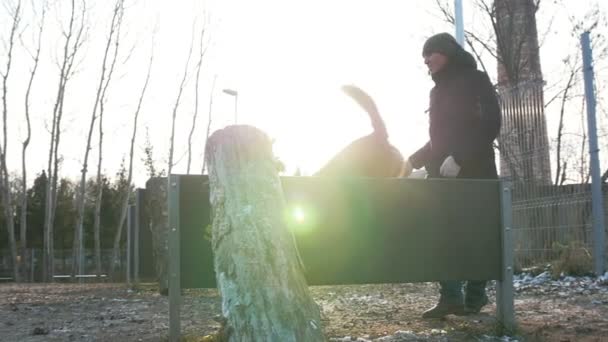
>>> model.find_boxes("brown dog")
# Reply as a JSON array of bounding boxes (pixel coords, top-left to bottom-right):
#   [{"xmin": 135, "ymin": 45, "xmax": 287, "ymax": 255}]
[{"xmin": 314, "ymin": 85, "xmax": 405, "ymax": 177}]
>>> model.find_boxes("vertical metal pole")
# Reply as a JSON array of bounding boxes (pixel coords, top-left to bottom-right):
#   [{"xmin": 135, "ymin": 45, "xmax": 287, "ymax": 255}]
[
  {"xmin": 79, "ymin": 219, "xmax": 84, "ymax": 282},
  {"xmin": 497, "ymin": 181, "xmax": 516, "ymax": 332},
  {"xmin": 454, "ymin": 0, "xmax": 465, "ymax": 46},
  {"xmin": 582, "ymin": 31, "xmax": 606, "ymax": 276},
  {"xmin": 134, "ymin": 189, "xmax": 143, "ymax": 284},
  {"xmin": 30, "ymin": 249, "xmax": 35, "ymax": 282},
  {"xmin": 168, "ymin": 175, "xmax": 181, "ymax": 342},
  {"xmin": 126, "ymin": 205, "xmax": 132, "ymax": 285},
  {"xmin": 234, "ymin": 94, "xmax": 238, "ymax": 124}
]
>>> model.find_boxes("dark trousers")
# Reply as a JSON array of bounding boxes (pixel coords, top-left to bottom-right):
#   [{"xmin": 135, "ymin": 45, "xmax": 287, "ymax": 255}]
[
  {"xmin": 425, "ymin": 172, "xmax": 494, "ymax": 307},
  {"xmin": 439, "ymin": 280, "xmax": 487, "ymax": 305}
]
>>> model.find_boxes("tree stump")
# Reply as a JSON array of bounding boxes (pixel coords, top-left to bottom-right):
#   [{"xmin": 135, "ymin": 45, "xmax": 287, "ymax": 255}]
[{"xmin": 205, "ymin": 125, "xmax": 325, "ymax": 341}]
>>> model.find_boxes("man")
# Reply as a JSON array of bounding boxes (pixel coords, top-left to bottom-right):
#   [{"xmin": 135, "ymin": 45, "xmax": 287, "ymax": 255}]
[{"xmin": 402, "ymin": 32, "xmax": 502, "ymax": 318}]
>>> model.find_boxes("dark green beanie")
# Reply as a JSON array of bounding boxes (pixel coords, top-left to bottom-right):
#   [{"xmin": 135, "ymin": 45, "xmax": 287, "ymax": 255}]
[{"xmin": 422, "ymin": 32, "xmax": 461, "ymax": 57}]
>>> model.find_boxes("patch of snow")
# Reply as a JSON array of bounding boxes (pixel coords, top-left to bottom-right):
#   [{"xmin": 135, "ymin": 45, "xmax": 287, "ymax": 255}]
[
  {"xmin": 512, "ymin": 270, "xmax": 608, "ymax": 294},
  {"xmin": 477, "ymin": 335, "xmax": 520, "ymax": 342},
  {"xmin": 330, "ymin": 330, "xmax": 519, "ymax": 342}
]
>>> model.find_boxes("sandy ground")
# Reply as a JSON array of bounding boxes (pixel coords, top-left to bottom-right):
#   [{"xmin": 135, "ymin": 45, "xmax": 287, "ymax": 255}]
[{"xmin": 1, "ymin": 280, "xmax": 607, "ymax": 341}]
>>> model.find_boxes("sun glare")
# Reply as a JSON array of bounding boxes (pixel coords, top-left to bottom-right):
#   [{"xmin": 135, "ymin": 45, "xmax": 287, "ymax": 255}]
[
  {"xmin": 293, "ymin": 206, "xmax": 306, "ymax": 224},
  {"xmin": 213, "ymin": 1, "xmax": 432, "ymax": 176}
]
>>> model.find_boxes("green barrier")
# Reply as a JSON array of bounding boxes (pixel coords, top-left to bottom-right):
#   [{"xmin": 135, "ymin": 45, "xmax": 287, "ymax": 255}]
[{"xmin": 163, "ymin": 175, "xmax": 515, "ymax": 341}]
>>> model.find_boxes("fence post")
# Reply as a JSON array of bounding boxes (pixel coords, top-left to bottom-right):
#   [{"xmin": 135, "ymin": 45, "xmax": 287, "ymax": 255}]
[
  {"xmin": 168, "ymin": 175, "xmax": 181, "ymax": 342},
  {"xmin": 29, "ymin": 249, "xmax": 34, "ymax": 282},
  {"xmin": 497, "ymin": 181, "xmax": 516, "ymax": 331},
  {"xmin": 126, "ymin": 205, "xmax": 132, "ymax": 285},
  {"xmin": 581, "ymin": 31, "xmax": 606, "ymax": 276},
  {"xmin": 134, "ymin": 189, "xmax": 144, "ymax": 284}
]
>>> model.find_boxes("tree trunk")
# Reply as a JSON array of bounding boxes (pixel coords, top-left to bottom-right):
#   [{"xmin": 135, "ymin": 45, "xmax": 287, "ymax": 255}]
[
  {"xmin": 114, "ymin": 37, "xmax": 153, "ymax": 282},
  {"xmin": 167, "ymin": 24, "xmax": 195, "ymax": 176},
  {"xmin": 0, "ymin": 149, "xmax": 19, "ymax": 282},
  {"xmin": 187, "ymin": 23, "xmax": 209, "ymax": 174},
  {"xmin": 99, "ymin": 0, "xmax": 125, "ymax": 278},
  {"xmin": 495, "ymin": 0, "xmax": 543, "ymax": 86},
  {"xmin": 93, "ymin": 117, "xmax": 104, "ymax": 278},
  {"xmin": 495, "ymin": 0, "xmax": 551, "ymax": 183},
  {"xmin": 73, "ymin": 0, "xmax": 121, "ymax": 279},
  {"xmin": 47, "ymin": 0, "xmax": 86, "ymax": 281},
  {"xmin": 205, "ymin": 125, "xmax": 325, "ymax": 342},
  {"xmin": 21, "ymin": 1, "xmax": 46, "ymax": 282},
  {"xmin": 1, "ymin": 0, "xmax": 21, "ymax": 283}
]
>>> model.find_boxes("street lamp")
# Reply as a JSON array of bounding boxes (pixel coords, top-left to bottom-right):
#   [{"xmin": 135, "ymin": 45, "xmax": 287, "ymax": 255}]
[
  {"xmin": 223, "ymin": 88, "xmax": 238, "ymax": 124},
  {"xmin": 454, "ymin": 0, "xmax": 464, "ymax": 46}
]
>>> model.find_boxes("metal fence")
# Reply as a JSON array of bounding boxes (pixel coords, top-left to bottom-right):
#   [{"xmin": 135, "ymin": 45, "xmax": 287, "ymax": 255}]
[
  {"xmin": 0, "ymin": 248, "xmax": 127, "ymax": 282},
  {"xmin": 498, "ymin": 78, "xmax": 606, "ymax": 271}
]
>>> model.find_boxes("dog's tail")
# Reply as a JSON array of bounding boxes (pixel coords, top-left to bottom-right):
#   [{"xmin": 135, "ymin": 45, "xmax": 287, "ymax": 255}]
[{"xmin": 341, "ymin": 85, "xmax": 388, "ymax": 140}]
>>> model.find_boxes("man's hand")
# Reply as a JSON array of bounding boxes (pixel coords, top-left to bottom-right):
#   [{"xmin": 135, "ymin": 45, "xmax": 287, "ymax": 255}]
[
  {"xmin": 401, "ymin": 159, "xmax": 414, "ymax": 177},
  {"xmin": 440, "ymin": 156, "xmax": 460, "ymax": 178}
]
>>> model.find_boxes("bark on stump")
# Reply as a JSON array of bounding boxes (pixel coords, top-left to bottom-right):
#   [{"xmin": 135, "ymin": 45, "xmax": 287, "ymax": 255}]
[{"xmin": 206, "ymin": 125, "xmax": 325, "ymax": 342}]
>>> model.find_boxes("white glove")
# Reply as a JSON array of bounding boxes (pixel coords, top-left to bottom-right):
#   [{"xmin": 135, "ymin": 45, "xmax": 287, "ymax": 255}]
[
  {"xmin": 440, "ymin": 155, "xmax": 461, "ymax": 178},
  {"xmin": 401, "ymin": 159, "xmax": 413, "ymax": 178}
]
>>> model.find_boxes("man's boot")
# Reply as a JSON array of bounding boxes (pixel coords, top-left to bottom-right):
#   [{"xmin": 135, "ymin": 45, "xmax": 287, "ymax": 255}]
[
  {"xmin": 422, "ymin": 281, "xmax": 464, "ymax": 318},
  {"xmin": 464, "ymin": 280, "xmax": 489, "ymax": 314},
  {"xmin": 422, "ymin": 299, "xmax": 465, "ymax": 318}
]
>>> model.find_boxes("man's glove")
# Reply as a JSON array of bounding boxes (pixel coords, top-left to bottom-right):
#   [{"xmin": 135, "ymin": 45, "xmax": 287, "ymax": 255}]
[
  {"xmin": 401, "ymin": 158, "xmax": 414, "ymax": 177},
  {"xmin": 440, "ymin": 155, "xmax": 460, "ymax": 178}
]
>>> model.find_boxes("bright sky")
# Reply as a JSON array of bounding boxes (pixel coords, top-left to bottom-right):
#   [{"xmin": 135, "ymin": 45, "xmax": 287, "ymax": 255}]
[{"xmin": 1, "ymin": 0, "xmax": 607, "ymax": 187}]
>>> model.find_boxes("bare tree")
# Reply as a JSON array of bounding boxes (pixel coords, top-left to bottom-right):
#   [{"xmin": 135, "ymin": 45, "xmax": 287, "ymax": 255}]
[
  {"xmin": 168, "ymin": 22, "xmax": 195, "ymax": 176},
  {"xmin": 544, "ymin": 5, "xmax": 607, "ymax": 184},
  {"xmin": 18, "ymin": 0, "xmax": 46, "ymax": 281},
  {"xmin": 493, "ymin": 0, "xmax": 550, "ymax": 184},
  {"xmin": 111, "ymin": 34, "xmax": 154, "ymax": 277},
  {"xmin": 72, "ymin": 0, "xmax": 123, "ymax": 278},
  {"xmin": 202, "ymin": 75, "xmax": 217, "ymax": 174},
  {"xmin": 186, "ymin": 20, "xmax": 210, "ymax": 174},
  {"xmin": 92, "ymin": 0, "xmax": 125, "ymax": 279},
  {"xmin": 572, "ymin": 7, "xmax": 608, "ymax": 182},
  {"xmin": 433, "ymin": 0, "xmax": 541, "ymax": 82},
  {"xmin": 142, "ymin": 127, "xmax": 163, "ymax": 178},
  {"xmin": 0, "ymin": 0, "xmax": 22, "ymax": 282},
  {"xmin": 553, "ymin": 56, "xmax": 580, "ymax": 185},
  {"xmin": 42, "ymin": 0, "xmax": 87, "ymax": 281}
]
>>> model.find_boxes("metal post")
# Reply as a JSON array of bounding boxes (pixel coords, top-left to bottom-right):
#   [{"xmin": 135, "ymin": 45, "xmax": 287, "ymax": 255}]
[
  {"xmin": 126, "ymin": 205, "xmax": 132, "ymax": 285},
  {"xmin": 581, "ymin": 31, "xmax": 606, "ymax": 276},
  {"xmin": 134, "ymin": 189, "xmax": 143, "ymax": 284},
  {"xmin": 79, "ymin": 221, "xmax": 84, "ymax": 282},
  {"xmin": 168, "ymin": 175, "xmax": 182, "ymax": 342},
  {"xmin": 454, "ymin": 0, "xmax": 465, "ymax": 46},
  {"xmin": 30, "ymin": 249, "xmax": 35, "ymax": 282},
  {"xmin": 497, "ymin": 181, "xmax": 516, "ymax": 332},
  {"xmin": 234, "ymin": 93, "xmax": 238, "ymax": 124}
]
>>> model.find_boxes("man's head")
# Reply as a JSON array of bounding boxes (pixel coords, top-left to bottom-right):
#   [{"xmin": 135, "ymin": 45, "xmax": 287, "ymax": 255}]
[{"xmin": 422, "ymin": 32, "xmax": 461, "ymax": 74}]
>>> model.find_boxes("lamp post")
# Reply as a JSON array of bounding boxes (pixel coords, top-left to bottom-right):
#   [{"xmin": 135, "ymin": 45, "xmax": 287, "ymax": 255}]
[
  {"xmin": 223, "ymin": 88, "xmax": 238, "ymax": 124},
  {"xmin": 455, "ymin": 0, "xmax": 464, "ymax": 46}
]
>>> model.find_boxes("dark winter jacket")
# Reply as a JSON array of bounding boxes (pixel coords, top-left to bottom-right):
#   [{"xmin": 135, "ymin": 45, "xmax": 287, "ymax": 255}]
[{"xmin": 409, "ymin": 50, "xmax": 501, "ymax": 179}]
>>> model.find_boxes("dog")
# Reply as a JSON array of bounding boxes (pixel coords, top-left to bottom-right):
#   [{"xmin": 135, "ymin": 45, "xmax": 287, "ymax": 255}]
[{"xmin": 314, "ymin": 85, "xmax": 405, "ymax": 177}]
